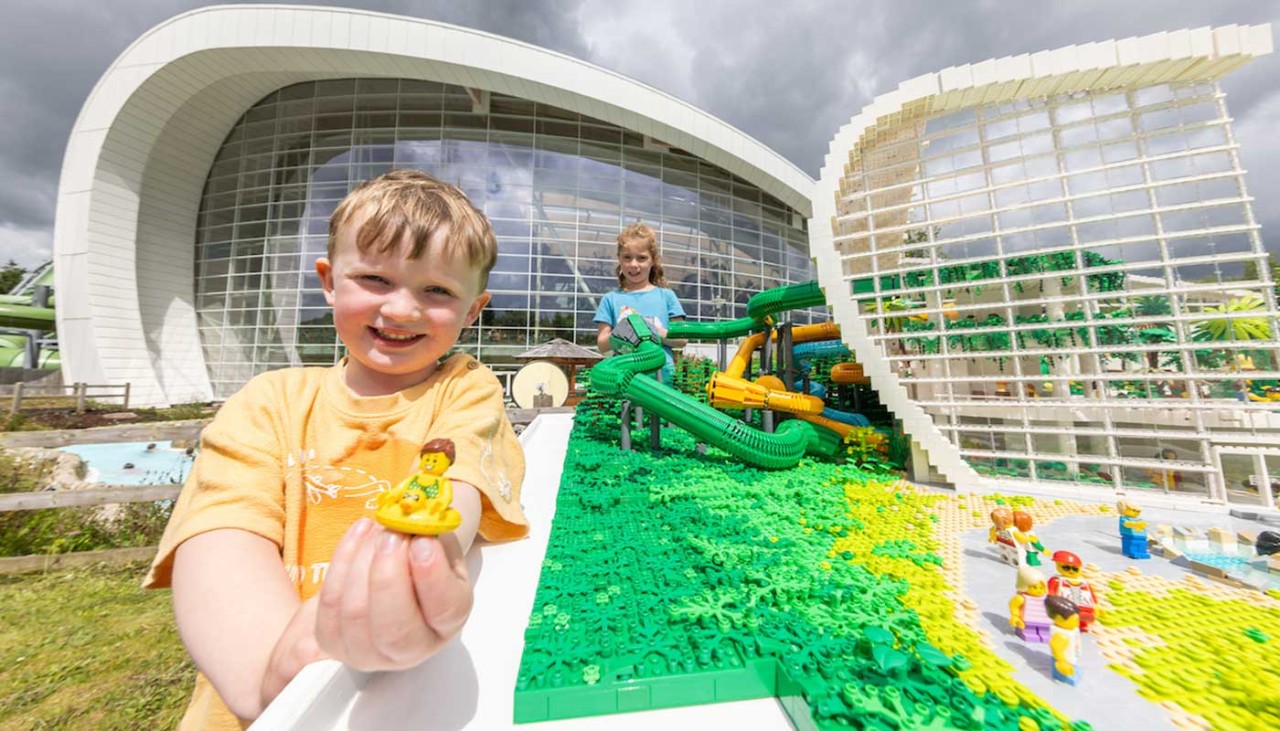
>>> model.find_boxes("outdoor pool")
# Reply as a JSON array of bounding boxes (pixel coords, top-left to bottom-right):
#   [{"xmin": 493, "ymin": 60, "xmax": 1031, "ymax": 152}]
[{"xmin": 58, "ymin": 440, "xmax": 194, "ymax": 486}]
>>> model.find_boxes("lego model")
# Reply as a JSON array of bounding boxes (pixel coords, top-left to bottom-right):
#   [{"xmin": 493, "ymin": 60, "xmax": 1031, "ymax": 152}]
[
  {"xmin": 1012, "ymin": 510, "xmax": 1047, "ymax": 567},
  {"xmin": 1256, "ymin": 530, "xmax": 1280, "ymax": 556},
  {"xmin": 1116, "ymin": 499, "xmax": 1150, "ymax": 559},
  {"xmin": 1046, "ymin": 596, "xmax": 1081, "ymax": 686},
  {"xmin": 988, "ymin": 507, "xmax": 1019, "ymax": 566},
  {"xmin": 374, "ymin": 438, "xmax": 462, "ymax": 535},
  {"xmin": 1008, "ymin": 566, "xmax": 1051, "ymax": 643},
  {"xmin": 1047, "ymin": 550, "xmax": 1098, "ymax": 632}
]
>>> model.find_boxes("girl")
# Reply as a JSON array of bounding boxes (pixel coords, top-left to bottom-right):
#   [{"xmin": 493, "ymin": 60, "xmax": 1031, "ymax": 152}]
[{"xmin": 594, "ymin": 222, "xmax": 686, "ymax": 382}]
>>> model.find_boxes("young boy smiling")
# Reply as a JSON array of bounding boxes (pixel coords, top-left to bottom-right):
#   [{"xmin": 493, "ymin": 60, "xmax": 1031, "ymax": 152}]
[{"xmin": 145, "ymin": 170, "xmax": 528, "ymax": 730}]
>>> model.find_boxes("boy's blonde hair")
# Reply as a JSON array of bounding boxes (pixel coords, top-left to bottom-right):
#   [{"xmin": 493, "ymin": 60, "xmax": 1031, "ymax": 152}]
[
  {"xmin": 615, "ymin": 222, "xmax": 666, "ymax": 288},
  {"xmin": 1116, "ymin": 498, "xmax": 1140, "ymax": 514},
  {"xmin": 328, "ymin": 169, "xmax": 497, "ymax": 287}
]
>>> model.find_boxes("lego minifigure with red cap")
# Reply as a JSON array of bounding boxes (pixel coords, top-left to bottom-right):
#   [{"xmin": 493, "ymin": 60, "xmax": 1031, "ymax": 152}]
[{"xmin": 1047, "ymin": 550, "xmax": 1098, "ymax": 632}]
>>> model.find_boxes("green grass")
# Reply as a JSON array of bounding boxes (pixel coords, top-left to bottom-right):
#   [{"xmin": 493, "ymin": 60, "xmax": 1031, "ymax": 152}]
[
  {"xmin": 0, "ymin": 561, "xmax": 192, "ymax": 730},
  {"xmin": 0, "ymin": 450, "xmax": 173, "ymax": 558}
]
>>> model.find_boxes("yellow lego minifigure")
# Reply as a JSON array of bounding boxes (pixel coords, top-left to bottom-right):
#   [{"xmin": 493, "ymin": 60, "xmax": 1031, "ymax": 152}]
[{"xmin": 375, "ymin": 438, "xmax": 462, "ymax": 535}]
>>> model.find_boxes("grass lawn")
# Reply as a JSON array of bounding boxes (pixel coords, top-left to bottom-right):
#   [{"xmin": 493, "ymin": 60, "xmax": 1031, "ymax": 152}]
[{"xmin": 0, "ymin": 561, "xmax": 193, "ymax": 730}]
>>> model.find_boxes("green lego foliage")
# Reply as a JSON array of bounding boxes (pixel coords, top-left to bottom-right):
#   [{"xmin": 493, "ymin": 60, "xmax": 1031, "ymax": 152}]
[
  {"xmin": 514, "ymin": 394, "xmax": 1081, "ymax": 729},
  {"xmin": 672, "ymin": 355, "xmax": 718, "ymax": 405}
]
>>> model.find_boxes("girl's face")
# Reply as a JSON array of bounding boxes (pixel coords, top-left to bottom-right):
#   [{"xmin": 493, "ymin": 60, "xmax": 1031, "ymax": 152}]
[{"xmin": 618, "ymin": 241, "xmax": 654, "ymax": 289}]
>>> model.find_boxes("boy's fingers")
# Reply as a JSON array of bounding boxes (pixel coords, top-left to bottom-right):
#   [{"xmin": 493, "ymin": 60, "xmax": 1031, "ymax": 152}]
[
  {"xmin": 335, "ymin": 527, "xmax": 383, "ymax": 669},
  {"xmin": 316, "ymin": 518, "xmax": 372, "ymax": 656},
  {"xmin": 366, "ymin": 531, "xmax": 433, "ymax": 668},
  {"xmin": 408, "ymin": 535, "xmax": 473, "ymax": 642}
]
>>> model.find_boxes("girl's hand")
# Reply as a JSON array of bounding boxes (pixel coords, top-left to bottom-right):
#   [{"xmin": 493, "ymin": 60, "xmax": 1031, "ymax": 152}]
[{"xmin": 314, "ymin": 517, "xmax": 473, "ymax": 672}]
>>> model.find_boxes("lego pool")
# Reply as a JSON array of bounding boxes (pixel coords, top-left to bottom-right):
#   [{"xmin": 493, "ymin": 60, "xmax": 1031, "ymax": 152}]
[
  {"xmin": 1179, "ymin": 547, "xmax": 1280, "ymax": 590},
  {"xmin": 58, "ymin": 440, "xmax": 193, "ymax": 486}
]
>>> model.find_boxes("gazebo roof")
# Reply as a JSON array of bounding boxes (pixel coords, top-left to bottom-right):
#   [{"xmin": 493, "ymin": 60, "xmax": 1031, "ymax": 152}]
[{"xmin": 513, "ymin": 338, "xmax": 605, "ymax": 364}]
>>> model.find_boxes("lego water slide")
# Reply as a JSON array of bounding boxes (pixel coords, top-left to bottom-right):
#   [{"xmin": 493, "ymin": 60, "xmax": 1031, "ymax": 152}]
[
  {"xmin": 591, "ymin": 314, "xmax": 817, "ymax": 469},
  {"xmin": 588, "ymin": 281, "xmax": 870, "ymax": 467}
]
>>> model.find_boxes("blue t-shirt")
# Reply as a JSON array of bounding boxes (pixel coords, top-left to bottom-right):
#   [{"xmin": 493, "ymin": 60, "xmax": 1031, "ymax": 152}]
[{"xmin": 594, "ymin": 287, "xmax": 686, "ymax": 379}]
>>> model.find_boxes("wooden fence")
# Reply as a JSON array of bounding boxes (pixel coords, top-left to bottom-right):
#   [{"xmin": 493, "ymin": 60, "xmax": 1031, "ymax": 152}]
[
  {"xmin": 0, "ymin": 483, "xmax": 178, "ymax": 575},
  {"xmin": 6, "ymin": 382, "xmax": 131, "ymax": 415}
]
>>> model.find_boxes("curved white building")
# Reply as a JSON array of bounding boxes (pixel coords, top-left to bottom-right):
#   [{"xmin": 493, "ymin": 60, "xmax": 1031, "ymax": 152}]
[
  {"xmin": 53, "ymin": 4, "xmax": 818, "ymax": 406},
  {"xmin": 54, "ymin": 7, "xmax": 1279, "ymax": 508},
  {"xmin": 811, "ymin": 25, "xmax": 1280, "ymax": 507}
]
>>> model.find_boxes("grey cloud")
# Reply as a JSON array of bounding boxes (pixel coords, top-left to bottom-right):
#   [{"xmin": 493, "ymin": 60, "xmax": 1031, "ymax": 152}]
[
  {"xmin": 0, "ymin": 0, "xmax": 590, "ymax": 255},
  {"xmin": 661, "ymin": 0, "xmax": 1280, "ymax": 175},
  {"xmin": 3, "ymin": 0, "xmax": 1280, "ymax": 263}
]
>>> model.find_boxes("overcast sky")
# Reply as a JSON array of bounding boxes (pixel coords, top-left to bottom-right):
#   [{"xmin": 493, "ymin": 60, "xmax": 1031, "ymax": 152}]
[{"xmin": 2, "ymin": 0, "xmax": 1278, "ymax": 269}]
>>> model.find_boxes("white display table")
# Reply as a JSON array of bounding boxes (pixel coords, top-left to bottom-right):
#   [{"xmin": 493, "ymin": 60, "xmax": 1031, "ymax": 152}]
[{"xmin": 251, "ymin": 413, "xmax": 790, "ymax": 730}]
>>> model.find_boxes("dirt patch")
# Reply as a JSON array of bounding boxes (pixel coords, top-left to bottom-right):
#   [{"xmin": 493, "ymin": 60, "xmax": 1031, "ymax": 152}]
[
  {"xmin": 12, "ymin": 410, "xmax": 130, "ymax": 430},
  {"xmin": 4, "ymin": 403, "xmax": 220, "ymax": 432}
]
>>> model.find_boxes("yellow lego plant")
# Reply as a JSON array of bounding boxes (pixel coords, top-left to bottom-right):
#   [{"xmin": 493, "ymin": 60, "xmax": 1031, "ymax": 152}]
[{"xmin": 1103, "ymin": 582, "xmax": 1280, "ymax": 730}]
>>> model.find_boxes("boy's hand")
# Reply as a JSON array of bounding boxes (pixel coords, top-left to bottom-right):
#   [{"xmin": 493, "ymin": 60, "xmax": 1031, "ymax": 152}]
[{"xmin": 315, "ymin": 517, "xmax": 473, "ymax": 672}]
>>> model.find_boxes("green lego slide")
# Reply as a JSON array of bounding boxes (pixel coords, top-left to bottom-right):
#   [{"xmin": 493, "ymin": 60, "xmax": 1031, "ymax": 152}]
[{"xmin": 589, "ymin": 281, "xmax": 836, "ymax": 469}]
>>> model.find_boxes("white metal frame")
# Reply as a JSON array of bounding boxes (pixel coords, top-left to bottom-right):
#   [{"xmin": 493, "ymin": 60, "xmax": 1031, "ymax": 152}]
[
  {"xmin": 810, "ymin": 24, "xmax": 1277, "ymax": 502},
  {"xmin": 1213, "ymin": 446, "xmax": 1280, "ymax": 510}
]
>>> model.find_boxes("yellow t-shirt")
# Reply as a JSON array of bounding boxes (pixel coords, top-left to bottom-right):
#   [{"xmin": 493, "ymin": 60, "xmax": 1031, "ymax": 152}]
[{"xmin": 145, "ymin": 354, "xmax": 528, "ymax": 730}]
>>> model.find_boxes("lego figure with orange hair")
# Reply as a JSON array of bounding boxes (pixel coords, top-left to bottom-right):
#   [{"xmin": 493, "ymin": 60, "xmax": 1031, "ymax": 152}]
[
  {"xmin": 988, "ymin": 507, "xmax": 1019, "ymax": 566},
  {"xmin": 1047, "ymin": 550, "xmax": 1098, "ymax": 632},
  {"xmin": 1012, "ymin": 510, "xmax": 1047, "ymax": 567}
]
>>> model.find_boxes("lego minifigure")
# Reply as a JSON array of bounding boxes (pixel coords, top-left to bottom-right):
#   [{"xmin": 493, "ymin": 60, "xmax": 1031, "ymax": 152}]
[
  {"xmin": 1012, "ymin": 510, "xmax": 1047, "ymax": 567},
  {"xmin": 375, "ymin": 438, "xmax": 463, "ymax": 535},
  {"xmin": 1008, "ymin": 566, "xmax": 1051, "ymax": 643},
  {"xmin": 1046, "ymin": 595, "xmax": 1081, "ymax": 685},
  {"xmin": 988, "ymin": 507, "xmax": 1020, "ymax": 566},
  {"xmin": 1047, "ymin": 550, "xmax": 1098, "ymax": 632},
  {"xmin": 1116, "ymin": 498, "xmax": 1150, "ymax": 559}
]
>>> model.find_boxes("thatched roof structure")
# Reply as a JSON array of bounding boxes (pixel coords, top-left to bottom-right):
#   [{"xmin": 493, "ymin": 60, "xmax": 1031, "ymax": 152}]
[{"xmin": 513, "ymin": 338, "xmax": 604, "ymax": 364}]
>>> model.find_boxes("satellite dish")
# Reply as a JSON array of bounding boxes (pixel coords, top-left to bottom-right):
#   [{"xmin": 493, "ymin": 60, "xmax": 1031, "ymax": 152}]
[{"xmin": 512, "ymin": 360, "xmax": 569, "ymax": 409}]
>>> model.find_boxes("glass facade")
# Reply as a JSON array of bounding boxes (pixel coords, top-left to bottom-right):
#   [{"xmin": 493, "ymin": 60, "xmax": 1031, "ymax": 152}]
[
  {"xmin": 194, "ymin": 78, "xmax": 815, "ymax": 397},
  {"xmin": 835, "ymin": 81, "xmax": 1280, "ymax": 501}
]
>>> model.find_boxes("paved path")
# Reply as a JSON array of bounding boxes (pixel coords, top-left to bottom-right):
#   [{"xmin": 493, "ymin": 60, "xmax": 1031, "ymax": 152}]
[{"xmin": 958, "ymin": 506, "xmax": 1276, "ymax": 730}]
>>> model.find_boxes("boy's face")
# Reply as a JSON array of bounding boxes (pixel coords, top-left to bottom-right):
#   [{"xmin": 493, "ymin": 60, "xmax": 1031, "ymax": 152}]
[{"xmin": 317, "ymin": 219, "xmax": 490, "ymax": 396}]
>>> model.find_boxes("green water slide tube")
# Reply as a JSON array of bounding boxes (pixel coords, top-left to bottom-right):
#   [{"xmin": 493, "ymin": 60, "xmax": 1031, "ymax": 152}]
[
  {"xmin": 0, "ymin": 302, "xmax": 57, "ymax": 331},
  {"xmin": 665, "ymin": 280, "xmax": 828, "ymax": 342},
  {"xmin": 591, "ymin": 314, "xmax": 815, "ymax": 469}
]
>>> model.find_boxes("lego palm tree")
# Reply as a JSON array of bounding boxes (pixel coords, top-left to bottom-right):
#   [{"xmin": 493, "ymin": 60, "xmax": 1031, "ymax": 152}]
[
  {"xmin": 1132, "ymin": 295, "xmax": 1177, "ymax": 372},
  {"xmin": 1191, "ymin": 294, "xmax": 1274, "ymax": 400}
]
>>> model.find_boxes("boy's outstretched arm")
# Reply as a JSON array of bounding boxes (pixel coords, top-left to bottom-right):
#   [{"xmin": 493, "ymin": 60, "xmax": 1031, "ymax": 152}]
[
  {"xmin": 172, "ymin": 482, "xmax": 482, "ymax": 721},
  {"xmin": 172, "ymin": 528, "xmax": 317, "ymax": 720}
]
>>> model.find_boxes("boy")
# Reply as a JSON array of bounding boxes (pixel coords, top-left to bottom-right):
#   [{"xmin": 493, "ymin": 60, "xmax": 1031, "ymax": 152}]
[{"xmin": 144, "ymin": 170, "xmax": 528, "ymax": 730}]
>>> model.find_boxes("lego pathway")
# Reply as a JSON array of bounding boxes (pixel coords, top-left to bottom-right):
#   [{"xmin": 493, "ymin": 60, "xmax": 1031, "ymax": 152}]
[{"xmin": 958, "ymin": 505, "xmax": 1277, "ymax": 731}]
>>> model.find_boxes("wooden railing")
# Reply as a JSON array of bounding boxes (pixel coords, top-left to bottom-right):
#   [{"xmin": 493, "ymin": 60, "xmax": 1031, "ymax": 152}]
[
  {"xmin": 0, "ymin": 483, "xmax": 178, "ymax": 575},
  {"xmin": 5, "ymin": 382, "xmax": 131, "ymax": 414}
]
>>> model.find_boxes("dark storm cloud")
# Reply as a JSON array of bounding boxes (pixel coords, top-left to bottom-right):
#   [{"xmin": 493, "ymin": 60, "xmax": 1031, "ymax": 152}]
[
  {"xmin": 3, "ymin": 0, "xmax": 1280, "ymax": 267},
  {"xmin": 0, "ymin": 0, "xmax": 590, "ymax": 267},
  {"xmin": 654, "ymin": 0, "xmax": 1280, "ymax": 175},
  {"xmin": 581, "ymin": 0, "xmax": 1280, "ymax": 247}
]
